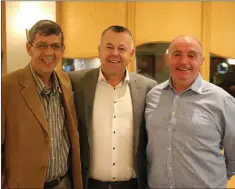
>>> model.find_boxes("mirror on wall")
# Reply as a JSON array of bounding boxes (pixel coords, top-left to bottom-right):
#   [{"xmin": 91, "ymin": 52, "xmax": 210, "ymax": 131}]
[
  {"xmin": 62, "ymin": 57, "xmax": 100, "ymax": 72},
  {"xmin": 136, "ymin": 42, "xmax": 170, "ymax": 83},
  {"xmin": 210, "ymin": 54, "xmax": 235, "ymax": 97}
]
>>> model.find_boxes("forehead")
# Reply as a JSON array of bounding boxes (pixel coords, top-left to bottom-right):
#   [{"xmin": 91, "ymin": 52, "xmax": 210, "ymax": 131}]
[
  {"xmin": 101, "ymin": 30, "xmax": 131, "ymax": 47},
  {"xmin": 33, "ymin": 33, "xmax": 62, "ymax": 43},
  {"xmin": 170, "ymin": 37, "xmax": 202, "ymax": 53}
]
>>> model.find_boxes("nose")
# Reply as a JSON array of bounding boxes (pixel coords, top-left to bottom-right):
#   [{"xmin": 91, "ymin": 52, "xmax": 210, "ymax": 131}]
[
  {"xmin": 179, "ymin": 54, "xmax": 189, "ymax": 64},
  {"xmin": 43, "ymin": 45, "xmax": 55, "ymax": 55},
  {"xmin": 110, "ymin": 48, "xmax": 119, "ymax": 56}
]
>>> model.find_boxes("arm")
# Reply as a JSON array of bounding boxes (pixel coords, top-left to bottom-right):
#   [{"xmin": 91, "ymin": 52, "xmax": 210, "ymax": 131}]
[{"xmin": 222, "ymin": 95, "xmax": 235, "ymax": 179}]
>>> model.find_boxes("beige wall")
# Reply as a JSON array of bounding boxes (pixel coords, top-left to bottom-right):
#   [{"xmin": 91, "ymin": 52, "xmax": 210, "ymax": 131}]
[
  {"xmin": 59, "ymin": 2, "xmax": 235, "ymax": 82},
  {"xmin": 6, "ymin": 1, "xmax": 56, "ymax": 73},
  {"xmin": 210, "ymin": 2, "xmax": 235, "ymax": 59},
  {"xmin": 60, "ymin": 2, "xmax": 127, "ymax": 58}
]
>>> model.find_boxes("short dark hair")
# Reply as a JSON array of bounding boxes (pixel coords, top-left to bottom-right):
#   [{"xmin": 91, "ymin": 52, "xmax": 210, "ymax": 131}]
[
  {"xmin": 28, "ymin": 20, "xmax": 64, "ymax": 45},
  {"xmin": 101, "ymin": 25, "xmax": 133, "ymax": 38},
  {"xmin": 100, "ymin": 25, "xmax": 134, "ymax": 48}
]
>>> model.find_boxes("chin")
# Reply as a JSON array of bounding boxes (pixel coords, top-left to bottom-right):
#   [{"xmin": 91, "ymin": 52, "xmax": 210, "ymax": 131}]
[{"xmin": 41, "ymin": 68, "xmax": 55, "ymax": 74}]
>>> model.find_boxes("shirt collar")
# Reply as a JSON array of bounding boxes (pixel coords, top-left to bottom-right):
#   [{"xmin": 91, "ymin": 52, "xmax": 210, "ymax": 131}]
[
  {"xmin": 30, "ymin": 63, "xmax": 62, "ymax": 95},
  {"xmin": 162, "ymin": 73, "xmax": 203, "ymax": 94},
  {"xmin": 98, "ymin": 67, "xmax": 130, "ymax": 84}
]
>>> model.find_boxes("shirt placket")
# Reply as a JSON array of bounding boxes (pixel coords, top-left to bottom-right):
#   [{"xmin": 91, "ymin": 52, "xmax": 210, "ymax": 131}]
[
  {"xmin": 167, "ymin": 93, "xmax": 179, "ymax": 188},
  {"xmin": 111, "ymin": 86, "xmax": 118, "ymax": 181}
]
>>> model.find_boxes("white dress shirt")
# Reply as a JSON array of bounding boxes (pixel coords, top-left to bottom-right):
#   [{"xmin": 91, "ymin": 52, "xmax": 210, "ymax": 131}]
[{"xmin": 89, "ymin": 68, "xmax": 136, "ymax": 181}]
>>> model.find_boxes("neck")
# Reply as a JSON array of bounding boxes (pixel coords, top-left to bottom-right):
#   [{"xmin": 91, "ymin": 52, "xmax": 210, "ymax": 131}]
[
  {"xmin": 172, "ymin": 80, "xmax": 192, "ymax": 94},
  {"xmin": 102, "ymin": 72, "xmax": 125, "ymax": 87},
  {"xmin": 107, "ymin": 77, "xmax": 123, "ymax": 87},
  {"xmin": 35, "ymin": 71, "xmax": 52, "ymax": 87}
]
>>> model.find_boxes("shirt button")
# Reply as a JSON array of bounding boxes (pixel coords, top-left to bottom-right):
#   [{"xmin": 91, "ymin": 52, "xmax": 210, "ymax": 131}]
[
  {"xmin": 169, "ymin": 167, "xmax": 172, "ymax": 170},
  {"xmin": 52, "ymin": 157, "xmax": 55, "ymax": 160},
  {"xmin": 172, "ymin": 112, "xmax": 175, "ymax": 116},
  {"xmin": 168, "ymin": 128, "xmax": 172, "ymax": 132},
  {"xmin": 51, "ymin": 138, "xmax": 53, "ymax": 141},
  {"xmin": 168, "ymin": 147, "xmax": 171, "ymax": 151}
]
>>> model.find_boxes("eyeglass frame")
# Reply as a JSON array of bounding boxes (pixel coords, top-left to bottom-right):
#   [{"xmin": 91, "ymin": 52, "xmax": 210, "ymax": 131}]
[{"xmin": 29, "ymin": 42, "xmax": 64, "ymax": 51}]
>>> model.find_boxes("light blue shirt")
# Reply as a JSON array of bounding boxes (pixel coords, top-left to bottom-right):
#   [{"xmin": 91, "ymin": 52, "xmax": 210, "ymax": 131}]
[{"xmin": 145, "ymin": 74, "xmax": 235, "ymax": 188}]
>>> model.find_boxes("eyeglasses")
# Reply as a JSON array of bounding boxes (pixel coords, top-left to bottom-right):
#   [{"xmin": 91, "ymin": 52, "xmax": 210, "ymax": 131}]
[{"xmin": 30, "ymin": 42, "xmax": 64, "ymax": 51}]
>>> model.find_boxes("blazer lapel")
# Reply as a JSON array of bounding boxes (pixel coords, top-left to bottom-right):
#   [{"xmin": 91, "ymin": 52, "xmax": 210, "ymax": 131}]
[
  {"xmin": 129, "ymin": 74, "xmax": 142, "ymax": 153},
  {"xmin": 20, "ymin": 65, "xmax": 48, "ymax": 134},
  {"xmin": 83, "ymin": 69, "xmax": 99, "ymax": 143},
  {"xmin": 56, "ymin": 71, "xmax": 74, "ymax": 136}
]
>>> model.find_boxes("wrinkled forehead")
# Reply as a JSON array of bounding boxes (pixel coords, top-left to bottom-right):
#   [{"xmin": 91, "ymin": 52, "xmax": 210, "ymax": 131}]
[
  {"xmin": 169, "ymin": 36, "xmax": 202, "ymax": 53},
  {"xmin": 34, "ymin": 33, "xmax": 62, "ymax": 43}
]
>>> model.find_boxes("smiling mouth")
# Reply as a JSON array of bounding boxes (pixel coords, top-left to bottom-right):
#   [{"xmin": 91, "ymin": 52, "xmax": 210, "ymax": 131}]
[
  {"xmin": 109, "ymin": 60, "xmax": 120, "ymax": 64},
  {"xmin": 41, "ymin": 59, "xmax": 54, "ymax": 64},
  {"xmin": 177, "ymin": 68, "xmax": 190, "ymax": 71}
]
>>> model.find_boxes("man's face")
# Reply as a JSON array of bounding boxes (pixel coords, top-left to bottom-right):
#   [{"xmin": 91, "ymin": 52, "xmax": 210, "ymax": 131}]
[
  {"xmin": 165, "ymin": 36, "xmax": 204, "ymax": 89},
  {"xmin": 26, "ymin": 33, "xmax": 64, "ymax": 76},
  {"xmin": 98, "ymin": 30, "xmax": 135, "ymax": 77}
]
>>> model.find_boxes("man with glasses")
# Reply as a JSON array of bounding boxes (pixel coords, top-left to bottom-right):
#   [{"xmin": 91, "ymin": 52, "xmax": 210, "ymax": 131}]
[
  {"xmin": 2, "ymin": 20, "xmax": 82, "ymax": 188},
  {"xmin": 145, "ymin": 35, "xmax": 235, "ymax": 188}
]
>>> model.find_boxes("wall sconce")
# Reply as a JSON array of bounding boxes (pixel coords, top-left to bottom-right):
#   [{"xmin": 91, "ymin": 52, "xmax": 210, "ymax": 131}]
[{"xmin": 227, "ymin": 58, "xmax": 235, "ymax": 65}]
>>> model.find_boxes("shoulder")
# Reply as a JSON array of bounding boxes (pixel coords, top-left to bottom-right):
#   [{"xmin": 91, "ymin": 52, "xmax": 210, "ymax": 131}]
[
  {"xmin": 56, "ymin": 69, "xmax": 70, "ymax": 81},
  {"xmin": 67, "ymin": 68, "xmax": 97, "ymax": 82},
  {"xmin": 2, "ymin": 69, "xmax": 23, "ymax": 87},
  {"xmin": 202, "ymin": 80, "xmax": 235, "ymax": 105},
  {"xmin": 202, "ymin": 80, "xmax": 232, "ymax": 98},
  {"xmin": 147, "ymin": 80, "xmax": 168, "ymax": 98},
  {"xmin": 129, "ymin": 72, "xmax": 157, "ymax": 86}
]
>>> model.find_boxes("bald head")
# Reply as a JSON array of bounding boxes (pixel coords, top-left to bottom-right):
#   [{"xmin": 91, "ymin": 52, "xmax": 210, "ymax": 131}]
[{"xmin": 168, "ymin": 35, "xmax": 203, "ymax": 55}]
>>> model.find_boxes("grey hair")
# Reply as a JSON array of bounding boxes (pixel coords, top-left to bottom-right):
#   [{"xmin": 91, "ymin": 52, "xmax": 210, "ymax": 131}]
[{"xmin": 28, "ymin": 20, "xmax": 64, "ymax": 45}]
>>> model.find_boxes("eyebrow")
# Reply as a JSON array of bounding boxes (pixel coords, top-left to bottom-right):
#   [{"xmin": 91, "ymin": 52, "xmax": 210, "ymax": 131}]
[
  {"xmin": 105, "ymin": 42, "xmax": 127, "ymax": 48},
  {"xmin": 170, "ymin": 50, "xmax": 200, "ymax": 54},
  {"xmin": 105, "ymin": 42, "xmax": 113, "ymax": 46}
]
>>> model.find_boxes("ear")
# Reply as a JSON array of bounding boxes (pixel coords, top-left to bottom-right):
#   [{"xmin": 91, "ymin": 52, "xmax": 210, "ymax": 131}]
[
  {"xmin": 61, "ymin": 45, "xmax": 65, "ymax": 53},
  {"xmin": 165, "ymin": 52, "xmax": 170, "ymax": 67},
  {"xmin": 130, "ymin": 48, "xmax": 135, "ymax": 57},
  {"xmin": 26, "ymin": 42, "xmax": 32, "ymax": 56},
  {"xmin": 129, "ymin": 48, "xmax": 135, "ymax": 64},
  {"xmin": 98, "ymin": 46, "xmax": 101, "ymax": 58},
  {"xmin": 201, "ymin": 56, "xmax": 205, "ymax": 65}
]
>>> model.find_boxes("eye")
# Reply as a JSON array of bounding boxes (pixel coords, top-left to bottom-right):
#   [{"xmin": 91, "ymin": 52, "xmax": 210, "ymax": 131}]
[
  {"xmin": 119, "ymin": 47, "xmax": 127, "ymax": 52},
  {"xmin": 51, "ymin": 43, "xmax": 62, "ymax": 50},
  {"xmin": 188, "ymin": 52, "xmax": 197, "ymax": 58},
  {"xmin": 106, "ymin": 46, "xmax": 113, "ymax": 50},
  {"xmin": 172, "ymin": 52, "xmax": 181, "ymax": 56},
  {"xmin": 36, "ymin": 43, "xmax": 48, "ymax": 49}
]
